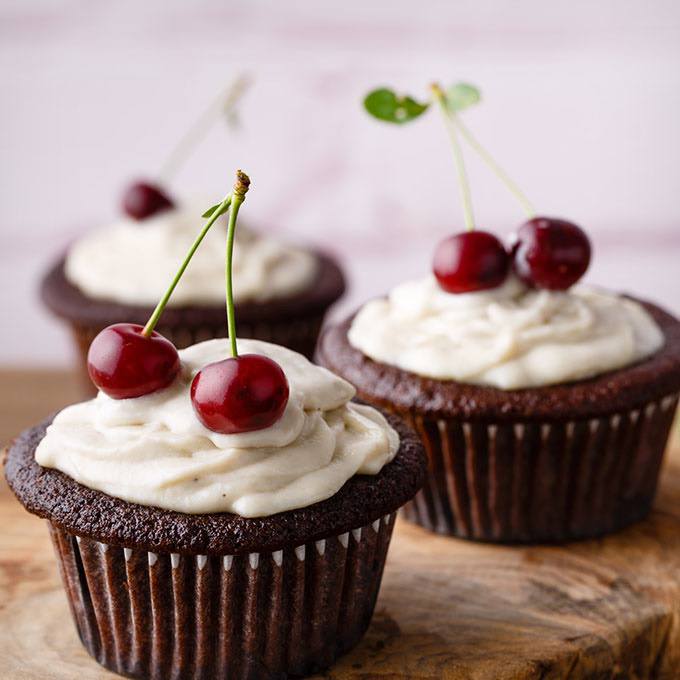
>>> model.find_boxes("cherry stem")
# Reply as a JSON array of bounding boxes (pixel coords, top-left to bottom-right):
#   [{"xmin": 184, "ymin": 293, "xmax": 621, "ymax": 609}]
[
  {"xmin": 158, "ymin": 74, "xmax": 251, "ymax": 183},
  {"xmin": 430, "ymin": 83, "xmax": 475, "ymax": 232},
  {"xmin": 142, "ymin": 194, "xmax": 233, "ymax": 337},
  {"xmin": 225, "ymin": 170, "xmax": 251, "ymax": 358},
  {"xmin": 454, "ymin": 116, "xmax": 535, "ymax": 218}
]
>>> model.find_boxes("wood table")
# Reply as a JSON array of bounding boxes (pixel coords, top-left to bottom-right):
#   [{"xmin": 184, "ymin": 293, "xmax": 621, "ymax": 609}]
[{"xmin": 1, "ymin": 369, "xmax": 680, "ymax": 679}]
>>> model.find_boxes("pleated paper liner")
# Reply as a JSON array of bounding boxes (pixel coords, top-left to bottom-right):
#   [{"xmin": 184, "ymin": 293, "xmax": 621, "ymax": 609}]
[
  {"xmin": 400, "ymin": 393, "xmax": 679, "ymax": 543},
  {"xmin": 70, "ymin": 314, "xmax": 326, "ymax": 397},
  {"xmin": 48, "ymin": 513, "xmax": 396, "ymax": 680}
]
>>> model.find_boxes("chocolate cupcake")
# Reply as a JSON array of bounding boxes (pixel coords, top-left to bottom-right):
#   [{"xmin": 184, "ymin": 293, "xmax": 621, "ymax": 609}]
[
  {"xmin": 317, "ymin": 275, "xmax": 680, "ymax": 543},
  {"xmin": 41, "ymin": 188, "xmax": 345, "ymax": 395},
  {"xmin": 323, "ymin": 80, "xmax": 680, "ymax": 543},
  {"xmin": 5, "ymin": 337, "xmax": 425, "ymax": 679}
]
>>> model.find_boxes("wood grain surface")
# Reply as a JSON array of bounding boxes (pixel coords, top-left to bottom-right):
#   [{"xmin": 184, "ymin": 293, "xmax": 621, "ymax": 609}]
[{"xmin": 1, "ymin": 369, "xmax": 680, "ymax": 679}]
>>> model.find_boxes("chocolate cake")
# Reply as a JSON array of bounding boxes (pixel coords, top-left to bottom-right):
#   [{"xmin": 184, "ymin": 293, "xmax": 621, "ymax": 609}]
[
  {"xmin": 5, "ymin": 412, "xmax": 425, "ymax": 679},
  {"xmin": 316, "ymin": 297, "xmax": 680, "ymax": 543}
]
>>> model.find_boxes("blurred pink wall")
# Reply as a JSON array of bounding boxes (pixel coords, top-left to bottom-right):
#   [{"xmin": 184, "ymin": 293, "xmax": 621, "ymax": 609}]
[{"xmin": 1, "ymin": 0, "xmax": 679, "ymax": 365}]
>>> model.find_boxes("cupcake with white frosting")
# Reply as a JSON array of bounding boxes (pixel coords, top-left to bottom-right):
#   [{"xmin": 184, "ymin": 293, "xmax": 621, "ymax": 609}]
[
  {"xmin": 318, "ymin": 265, "xmax": 680, "ymax": 543},
  {"xmin": 41, "ymin": 182, "xmax": 345, "ymax": 395},
  {"xmin": 10, "ymin": 173, "xmax": 424, "ymax": 678},
  {"xmin": 319, "ymin": 81, "xmax": 680, "ymax": 543},
  {"xmin": 5, "ymin": 338, "xmax": 424, "ymax": 678}
]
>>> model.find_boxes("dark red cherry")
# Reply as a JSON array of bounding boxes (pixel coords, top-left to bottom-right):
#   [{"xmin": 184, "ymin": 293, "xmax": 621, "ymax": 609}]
[
  {"xmin": 433, "ymin": 230, "xmax": 510, "ymax": 294},
  {"xmin": 191, "ymin": 354, "xmax": 289, "ymax": 434},
  {"xmin": 512, "ymin": 217, "xmax": 591, "ymax": 290},
  {"xmin": 87, "ymin": 323, "xmax": 180, "ymax": 399},
  {"xmin": 122, "ymin": 181, "xmax": 174, "ymax": 220}
]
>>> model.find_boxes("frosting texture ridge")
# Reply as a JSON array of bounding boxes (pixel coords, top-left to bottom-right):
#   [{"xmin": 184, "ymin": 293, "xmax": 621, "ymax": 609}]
[
  {"xmin": 35, "ymin": 339, "xmax": 399, "ymax": 517},
  {"xmin": 348, "ymin": 275, "xmax": 664, "ymax": 389},
  {"xmin": 65, "ymin": 203, "xmax": 318, "ymax": 306}
]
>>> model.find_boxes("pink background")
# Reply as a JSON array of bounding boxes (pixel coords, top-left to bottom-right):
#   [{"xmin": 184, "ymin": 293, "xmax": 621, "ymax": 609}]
[{"xmin": 1, "ymin": 0, "xmax": 679, "ymax": 366}]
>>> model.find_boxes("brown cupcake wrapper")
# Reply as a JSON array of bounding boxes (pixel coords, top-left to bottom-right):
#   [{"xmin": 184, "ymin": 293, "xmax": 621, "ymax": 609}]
[
  {"xmin": 48, "ymin": 512, "xmax": 396, "ymax": 679},
  {"xmin": 399, "ymin": 394, "xmax": 679, "ymax": 543},
  {"xmin": 70, "ymin": 315, "xmax": 326, "ymax": 397}
]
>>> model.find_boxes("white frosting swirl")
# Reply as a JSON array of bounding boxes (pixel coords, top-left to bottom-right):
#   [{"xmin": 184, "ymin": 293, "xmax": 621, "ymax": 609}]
[
  {"xmin": 65, "ymin": 203, "xmax": 318, "ymax": 306},
  {"xmin": 348, "ymin": 275, "xmax": 664, "ymax": 390},
  {"xmin": 35, "ymin": 339, "xmax": 399, "ymax": 517}
]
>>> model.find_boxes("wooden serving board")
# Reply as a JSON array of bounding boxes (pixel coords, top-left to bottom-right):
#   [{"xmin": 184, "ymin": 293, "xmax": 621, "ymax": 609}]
[{"xmin": 1, "ymin": 369, "xmax": 680, "ymax": 679}]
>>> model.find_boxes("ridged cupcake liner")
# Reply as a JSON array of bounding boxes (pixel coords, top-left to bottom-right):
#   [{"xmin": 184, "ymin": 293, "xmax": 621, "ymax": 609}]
[
  {"xmin": 399, "ymin": 394, "xmax": 679, "ymax": 543},
  {"xmin": 70, "ymin": 314, "xmax": 326, "ymax": 397},
  {"xmin": 47, "ymin": 512, "xmax": 396, "ymax": 679}
]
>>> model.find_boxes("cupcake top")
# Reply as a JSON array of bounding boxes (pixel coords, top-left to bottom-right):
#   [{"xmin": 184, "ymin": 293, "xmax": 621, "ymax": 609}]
[
  {"xmin": 355, "ymin": 80, "xmax": 668, "ymax": 393},
  {"xmin": 35, "ymin": 338, "xmax": 399, "ymax": 517},
  {"xmin": 64, "ymin": 202, "xmax": 318, "ymax": 306},
  {"xmin": 348, "ymin": 275, "xmax": 664, "ymax": 390}
]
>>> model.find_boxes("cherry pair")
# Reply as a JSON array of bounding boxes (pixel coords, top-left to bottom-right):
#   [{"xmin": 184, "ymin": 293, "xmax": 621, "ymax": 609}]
[
  {"xmin": 87, "ymin": 172, "xmax": 289, "ymax": 436},
  {"xmin": 433, "ymin": 217, "xmax": 591, "ymax": 294},
  {"xmin": 88, "ymin": 324, "xmax": 288, "ymax": 434}
]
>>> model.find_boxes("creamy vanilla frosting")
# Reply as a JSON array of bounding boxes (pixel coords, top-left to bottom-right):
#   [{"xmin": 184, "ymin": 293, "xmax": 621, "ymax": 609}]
[
  {"xmin": 348, "ymin": 275, "xmax": 664, "ymax": 390},
  {"xmin": 36, "ymin": 339, "xmax": 398, "ymax": 517},
  {"xmin": 65, "ymin": 203, "xmax": 318, "ymax": 306}
]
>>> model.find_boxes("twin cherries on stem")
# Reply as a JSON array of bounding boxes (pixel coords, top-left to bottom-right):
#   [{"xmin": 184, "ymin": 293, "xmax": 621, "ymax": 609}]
[
  {"xmin": 87, "ymin": 171, "xmax": 289, "ymax": 435},
  {"xmin": 365, "ymin": 81, "xmax": 592, "ymax": 295},
  {"xmin": 433, "ymin": 217, "xmax": 591, "ymax": 294}
]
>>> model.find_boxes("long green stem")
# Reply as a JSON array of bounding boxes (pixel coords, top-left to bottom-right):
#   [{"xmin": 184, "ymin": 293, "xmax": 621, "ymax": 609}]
[
  {"xmin": 225, "ymin": 170, "xmax": 251, "ymax": 358},
  {"xmin": 142, "ymin": 194, "xmax": 232, "ymax": 337},
  {"xmin": 455, "ymin": 117, "xmax": 535, "ymax": 218},
  {"xmin": 158, "ymin": 74, "xmax": 251, "ymax": 182},
  {"xmin": 431, "ymin": 84, "xmax": 475, "ymax": 232}
]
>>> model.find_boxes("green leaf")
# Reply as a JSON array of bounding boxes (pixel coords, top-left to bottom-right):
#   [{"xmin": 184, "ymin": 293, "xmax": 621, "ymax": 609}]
[
  {"xmin": 444, "ymin": 83, "xmax": 481, "ymax": 113},
  {"xmin": 363, "ymin": 88, "xmax": 429, "ymax": 124},
  {"xmin": 202, "ymin": 203, "xmax": 222, "ymax": 218}
]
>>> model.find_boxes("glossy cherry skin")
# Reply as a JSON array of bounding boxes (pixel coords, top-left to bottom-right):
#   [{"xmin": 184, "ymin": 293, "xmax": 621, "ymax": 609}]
[
  {"xmin": 122, "ymin": 181, "xmax": 174, "ymax": 220},
  {"xmin": 87, "ymin": 323, "xmax": 180, "ymax": 399},
  {"xmin": 512, "ymin": 217, "xmax": 591, "ymax": 290},
  {"xmin": 433, "ymin": 230, "xmax": 510, "ymax": 294},
  {"xmin": 191, "ymin": 354, "xmax": 290, "ymax": 434}
]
